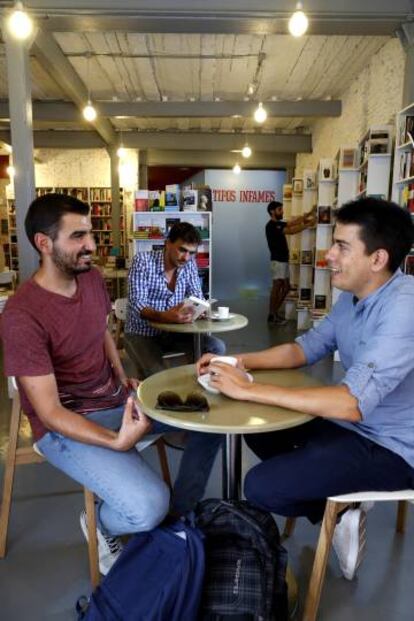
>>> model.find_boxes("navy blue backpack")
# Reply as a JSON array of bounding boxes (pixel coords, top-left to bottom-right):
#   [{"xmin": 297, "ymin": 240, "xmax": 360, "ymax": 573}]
[{"xmin": 77, "ymin": 519, "xmax": 205, "ymax": 621}]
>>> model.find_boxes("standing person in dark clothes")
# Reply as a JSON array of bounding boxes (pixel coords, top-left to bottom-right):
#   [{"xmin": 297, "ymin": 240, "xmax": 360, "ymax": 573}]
[{"xmin": 266, "ymin": 200, "xmax": 316, "ymax": 324}]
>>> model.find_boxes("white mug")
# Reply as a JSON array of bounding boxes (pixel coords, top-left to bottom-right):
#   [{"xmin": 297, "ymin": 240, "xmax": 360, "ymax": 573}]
[
  {"xmin": 210, "ymin": 355, "xmax": 237, "ymax": 367},
  {"xmin": 217, "ymin": 306, "xmax": 230, "ymax": 319}
]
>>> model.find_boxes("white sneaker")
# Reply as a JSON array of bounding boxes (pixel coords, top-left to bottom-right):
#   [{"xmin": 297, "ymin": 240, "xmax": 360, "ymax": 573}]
[
  {"xmin": 80, "ymin": 510, "xmax": 123, "ymax": 575},
  {"xmin": 332, "ymin": 508, "xmax": 367, "ymax": 580}
]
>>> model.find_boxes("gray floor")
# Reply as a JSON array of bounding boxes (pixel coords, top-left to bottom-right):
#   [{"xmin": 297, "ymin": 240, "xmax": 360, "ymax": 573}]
[{"xmin": 0, "ymin": 297, "xmax": 413, "ymax": 620}]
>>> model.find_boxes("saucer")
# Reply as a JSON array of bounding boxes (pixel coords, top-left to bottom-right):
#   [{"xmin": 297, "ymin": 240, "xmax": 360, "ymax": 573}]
[
  {"xmin": 197, "ymin": 371, "xmax": 253, "ymax": 394},
  {"xmin": 210, "ymin": 312, "xmax": 236, "ymax": 321}
]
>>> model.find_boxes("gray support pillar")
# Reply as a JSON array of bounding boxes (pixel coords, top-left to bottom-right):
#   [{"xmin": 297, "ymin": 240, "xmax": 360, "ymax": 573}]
[
  {"xmin": 108, "ymin": 147, "xmax": 121, "ymax": 251},
  {"xmin": 398, "ymin": 23, "xmax": 414, "ymax": 107},
  {"xmin": 138, "ymin": 149, "xmax": 148, "ymax": 189},
  {"xmin": 4, "ymin": 28, "xmax": 38, "ymax": 282}
]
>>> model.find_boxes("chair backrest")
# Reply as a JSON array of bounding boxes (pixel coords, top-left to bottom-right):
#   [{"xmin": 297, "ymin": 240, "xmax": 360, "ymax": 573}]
[{"xmin": 114, "ymin": 297, "xmax": 128, "ymax": 321}]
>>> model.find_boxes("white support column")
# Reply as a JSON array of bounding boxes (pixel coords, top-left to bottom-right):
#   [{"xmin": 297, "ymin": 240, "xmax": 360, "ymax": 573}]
[
  {"xmin": 108, "ymin": 147, "xmax": 121, "ymax": 249},
  {"xmin": 3, "ymin": 28, "xmax": 37, "ymax": 282},
  {"xmin": 398, "ymin": 23, "xmax": 414, "ymax": 107},
  {"xmin": 138, "ymin": 149, "xmax": 148, "ymax": 189}
]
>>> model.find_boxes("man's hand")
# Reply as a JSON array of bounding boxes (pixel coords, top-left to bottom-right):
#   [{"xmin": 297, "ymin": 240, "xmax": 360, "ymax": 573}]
[
  {"xmin": 208, "ymin": 361, "xmax": 252, "ymax": 400},
  {"xmin": 112, "ymin": 397, "xmax": 152, "ymax": 451},
  {"xmin": 120, "ymin": 377, "xmax": 140, "ymax": 392},
  {"xmin": 162, "ymin": 302, "xmax": 194, "ymax": 324}
]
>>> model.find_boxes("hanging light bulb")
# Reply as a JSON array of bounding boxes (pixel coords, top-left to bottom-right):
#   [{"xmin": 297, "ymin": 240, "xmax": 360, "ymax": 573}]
[
  {"xmin": 6, "ymin": 165, "xmax": 16, "ymax": 178},
  {"xmin": 233, "ymin": 163, "xmax": 241, "ymax": 175},
  {"xmin": 83, "ymin": 100, "xmax": 97, "ymax": 122},
  {"xmin": 117, "ymin": 130, "xmax": 126, "ymax": 157},
  {"xmin": 254, "ymin": 102, "xmax": 267, "ymax": 124},
  {"xmin": 7, "ymin": 2, "xmax": 33, "ymax": 40},
  {"xmin": 82, "ymin": 53, "xmax": 97, "ymax": 122},
  {"xmin": 288, "ymin": 2, "xmax": 309, "ymax": 37},
  {"xmin": 242, "ymin": 144, "xmax": 252, "ymax": 158}
]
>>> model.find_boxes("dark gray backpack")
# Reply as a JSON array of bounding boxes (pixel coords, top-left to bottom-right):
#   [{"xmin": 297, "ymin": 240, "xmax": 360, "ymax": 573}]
[{"xmin": 195, "ymin": 499, "xmax": 288, "ymax": 621}]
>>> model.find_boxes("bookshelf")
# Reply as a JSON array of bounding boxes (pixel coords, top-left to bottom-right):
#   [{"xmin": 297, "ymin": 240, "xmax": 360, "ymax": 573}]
[
  {"xmin": 130, "ymin": 211, "xmax": 212, "ymax": 298},
  {"xmin": 392, "ymin": 102, "xmax": 414, "ymax": 211},
  {"xmin": 5, "ymin": 199, "xmax": 18, "ymax": 272},
  {"xmin": 334, "ymin": 146, "xmax": 359, "ymax": 209},
  {"xmin": 356, "ymin": 125, "xmax": 393, "ymax": 200}
]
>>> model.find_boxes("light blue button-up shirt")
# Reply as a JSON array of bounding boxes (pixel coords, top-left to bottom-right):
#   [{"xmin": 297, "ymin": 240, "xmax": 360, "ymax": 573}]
[{"xmin": 296, "ymin": 270, "xmax": 414, "ymax": 468}]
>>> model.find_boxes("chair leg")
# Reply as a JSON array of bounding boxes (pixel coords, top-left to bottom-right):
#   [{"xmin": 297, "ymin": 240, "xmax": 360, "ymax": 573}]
[
  {"xmin": 282, "ymin": 517, "xmax": 297, "ymax": 540},
  {"xmin": 155, "ymin": 438, "xmax": 172, "ymax": 490},
  {"xmin": 84, "ymin": 488, "xmax": 100, "ymax": 588},
  {"xmin": 0, "ymin": 394, "xmax": 21, "ymax": 558},
  {"xmin": 302, "ymin": 500, "xmax": 351, "ymax": 621},
  {"xmin": 396, "ymin": 500, "xmax": 408, "ymax": 534}
]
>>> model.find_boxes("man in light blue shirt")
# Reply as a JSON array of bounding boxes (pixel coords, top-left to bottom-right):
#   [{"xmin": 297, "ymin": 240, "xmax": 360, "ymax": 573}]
[{"xmin": 197, "ymin": 197, "xmax": 414, "ymax": 580}]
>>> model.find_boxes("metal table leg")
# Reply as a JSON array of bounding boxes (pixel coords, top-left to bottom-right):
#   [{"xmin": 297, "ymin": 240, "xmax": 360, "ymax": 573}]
[
  {"xmin": 193, "ymin": 334, "xmax": 201, "ymax": 362},
  {"xmin": 222, "ymin": 433, "xmax": 241, "ymax": 500}
]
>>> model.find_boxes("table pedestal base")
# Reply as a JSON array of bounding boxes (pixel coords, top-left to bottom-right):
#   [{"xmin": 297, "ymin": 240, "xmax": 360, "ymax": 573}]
[{"xmin": 222, "ymin": 434, "xmax": 241, "ymax": 500}]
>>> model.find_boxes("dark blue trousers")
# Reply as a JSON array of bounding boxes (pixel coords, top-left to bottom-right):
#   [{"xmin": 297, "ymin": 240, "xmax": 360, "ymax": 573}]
[{"xmin": 244, "ymin": 419, "xmax": 414, "ymax": 523}]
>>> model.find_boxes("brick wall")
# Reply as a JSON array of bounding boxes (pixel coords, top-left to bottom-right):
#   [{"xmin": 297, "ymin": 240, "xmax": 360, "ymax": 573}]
[{"xmin": 296, "ymin": 38, "xmax": 406, "ymax": 175}]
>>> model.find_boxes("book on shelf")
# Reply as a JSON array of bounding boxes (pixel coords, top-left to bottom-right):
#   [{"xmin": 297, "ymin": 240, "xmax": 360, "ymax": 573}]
[
  {"xmin": 292, "ymin": 178, "xmax": 304, "ymax": 196},
  {"xmin": 339, "ymin": 147, "xmax": 358, "ymax": 169},
  {"xmin": 301, "ymin": 249, "xmax": 313, "ymax": 265},
  {"xmin": 303, "ymin": 170, "xmax": 317, "ymax": 190},
  {"xmin": 196, "ymin": 186, "xmax": 212, "ymax": 211},
  {"xmin": 314, "ymin": 294, "xmax": 327, "ymax": 310},
  {"xmin": 135, "ymin": 190, "xmax": 149, "ymax": 211},
  {"xmin": 165, "ymin": 192, "xmax": 179, "ymax": 208},
  {"xmin": 315, "ymin": 249, "xmax": 329, "ymax": 268},
  {"xmin": 149, "ymin": 190, "xmax": 165, "ymax": 211},
  {"xmin": 318, "ymin": 159, "xmax": 336, "ymax": 181},
  {"xmin": 299, "ymin": 287, "xmax": 312, "ymax": 302},
  {"xmin": 317, "ymin": 206, "xmax": 331, "ymax": 224},
  {"xmin": 283, "ymin": 184, "xmax": 292, "ymax": 200},
  {"xmin": 165, "ymin": 218, "xmax": 180, "ymax": 234},
  {"xmin": 182, "ymin": 189, "xmax": 198, "ymax": 211}
]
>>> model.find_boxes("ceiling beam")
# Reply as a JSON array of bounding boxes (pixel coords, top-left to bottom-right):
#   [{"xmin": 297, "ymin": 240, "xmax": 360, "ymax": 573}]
[
  {"xmin": 147, "ymin": 149, "xmax": 296, "ymax": 169},
  {"xmin": 31, "ymin": 31, "xmax": 117, "ymax": 145},
  {"xmin": 0, "ymin": 130, "xmax": 311, "ymax": 153},
  {"xmin": 32, "ymin": 12, "xmax": 412, "ymax": 37},
  {"xmin": 0, "ymin": 99, "xmax": 341, "ymax": 121}
]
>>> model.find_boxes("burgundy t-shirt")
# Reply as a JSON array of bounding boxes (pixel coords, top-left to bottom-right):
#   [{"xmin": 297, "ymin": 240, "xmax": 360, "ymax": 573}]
[{"xmin": 1, "ymin": 268, "xmax": 127, "ymax": 440}]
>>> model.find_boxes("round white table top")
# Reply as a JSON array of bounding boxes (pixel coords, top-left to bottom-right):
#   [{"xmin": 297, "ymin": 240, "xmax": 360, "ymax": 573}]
[
  {"xmin": 149, "ymin": 313, "xmax": 248, "ymax": 335},
  {"xmin": 138, "ymin": 364, "xmax": 322, "ymax": 434}
]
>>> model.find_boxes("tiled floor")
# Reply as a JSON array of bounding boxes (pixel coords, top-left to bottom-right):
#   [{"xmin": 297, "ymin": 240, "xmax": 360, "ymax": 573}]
[{"xmin": 0, "ymin": 297, "xmax": 413, "ymax": 620}]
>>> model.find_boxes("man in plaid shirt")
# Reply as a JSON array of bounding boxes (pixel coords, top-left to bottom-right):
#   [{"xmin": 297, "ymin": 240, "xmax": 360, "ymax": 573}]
[
  {"xmin": 125, "ymin": 221, "xmax": 225, "ymax": 377},
  {"xmin": 125, "ymin": 222, "xmax": 225, "ymax": 515}
]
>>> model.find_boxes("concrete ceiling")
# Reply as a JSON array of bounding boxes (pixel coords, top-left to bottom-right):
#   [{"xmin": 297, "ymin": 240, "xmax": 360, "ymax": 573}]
[{"xmin": 0, "ymin": 1, "xmax": 413, "ymax": 165}]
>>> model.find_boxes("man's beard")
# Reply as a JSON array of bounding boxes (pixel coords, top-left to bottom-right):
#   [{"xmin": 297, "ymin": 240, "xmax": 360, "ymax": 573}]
[{"xmin": 51, "ymin": 246, "xmax": 92, "ymax": 276}]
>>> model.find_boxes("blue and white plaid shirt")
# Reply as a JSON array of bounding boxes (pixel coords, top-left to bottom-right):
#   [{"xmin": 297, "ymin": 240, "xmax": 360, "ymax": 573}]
[{"xmin": 126, "ymin": 250, "xmax": 204, "ymax": 336}]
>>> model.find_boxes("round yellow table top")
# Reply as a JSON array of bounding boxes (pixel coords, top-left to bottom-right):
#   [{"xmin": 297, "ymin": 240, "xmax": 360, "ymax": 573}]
[
  {"xmin": 149, "ymin": 313, "xmax": 248, "ymax": 335},
  {"xmin": 138, "ymin": 364, "xmax": 322, "ymax": 434}
]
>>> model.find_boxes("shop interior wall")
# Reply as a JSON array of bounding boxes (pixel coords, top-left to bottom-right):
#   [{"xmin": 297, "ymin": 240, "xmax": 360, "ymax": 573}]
[
  {"xmin": 296, "ymin": 38, "xmax": 406, "ymax": 176},
  {"xmin": 202, "ymin": 169, "xmax": 286, "ymax": 301},
  {"xmin": 34, "ymin": 148, "xmax": 139, "ymax": 191}
]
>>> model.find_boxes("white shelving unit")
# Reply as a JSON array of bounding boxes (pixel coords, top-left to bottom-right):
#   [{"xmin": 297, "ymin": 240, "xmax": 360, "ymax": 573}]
[
  {"xmin": 297, "ymin": 171, "xmax": 317, "ymax": 329},
  {"xmin": 391, "ymin": 102, "xmax": 414, "ymax": 209},
  {"xmin": 334, "ymin": 146, "xmax": 360, "ymax": 209},
  {"xmin": 283, "ymin": 183, "xmax": 299, "ymax": 320},
  {"xmin": 130, "ymin": 210, "xmax": 212, "ymax": 298},
  {"xmin": 356, "ymin": 125, "xmax": 393, "ymax": 200}
]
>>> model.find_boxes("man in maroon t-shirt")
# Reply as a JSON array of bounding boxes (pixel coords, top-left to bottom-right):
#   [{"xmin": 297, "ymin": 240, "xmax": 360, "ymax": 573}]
[{"xmin": 1, "ymin": 193, "xmax": 221, "ymax": 576}]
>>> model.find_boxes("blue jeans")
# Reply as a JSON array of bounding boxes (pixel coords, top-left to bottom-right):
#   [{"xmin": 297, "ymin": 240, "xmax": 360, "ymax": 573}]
[{"xmin": 37, "ymin": 406, "xmax": 223, "ymax": 536}]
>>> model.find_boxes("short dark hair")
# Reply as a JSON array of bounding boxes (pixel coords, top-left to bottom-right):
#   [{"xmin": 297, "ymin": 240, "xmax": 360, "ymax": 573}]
[
  {"xmin": 335, "ymin": 197, "xmax": 414, "ymax": 273},
  {"xmin": 25, "ymin": 193, "xmax": 90, "ymax": 252},
  {"xmin": 267, "ymin": 201, "xmax": 283, "ymax": 216},
  {"xmin": 167, "ymin": 221, "xmax": 201, "ymax": 245}
]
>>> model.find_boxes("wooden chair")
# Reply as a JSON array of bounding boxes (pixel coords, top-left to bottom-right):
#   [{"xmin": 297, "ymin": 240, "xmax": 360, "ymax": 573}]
[
  {"xmin": 0, "ymin": 379, "xmax": 172, "ymax": 588},
  {"xmin": 302, "ymin": 490, "xmax": 414, "ymax": 621}
]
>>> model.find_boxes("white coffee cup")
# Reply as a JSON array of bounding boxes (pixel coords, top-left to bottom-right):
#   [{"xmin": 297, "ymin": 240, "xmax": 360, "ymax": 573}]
[
  {"xmin": 210, "ymin": 355, "xmax": 237, "ymax": 367},
  {"xmin": 217, "ymin": 306, "xmax": 230, "ymax": 319}
]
